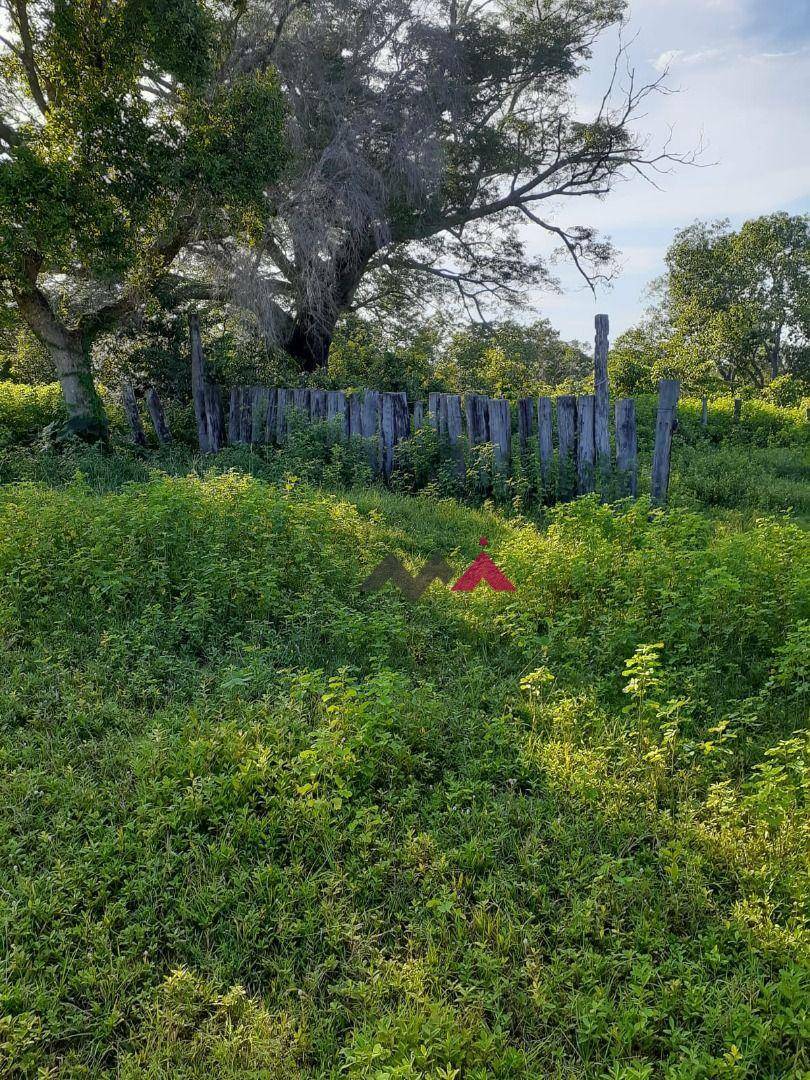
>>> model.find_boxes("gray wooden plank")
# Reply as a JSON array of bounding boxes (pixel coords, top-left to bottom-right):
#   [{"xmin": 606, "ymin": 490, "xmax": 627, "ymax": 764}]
[
  {"xmin": 487, "ymin": 397, "xmax": 512, "ymax": 475},
  {"xmin": 556, "ymin": 395, "xmax": 577, "ymax": 501},
  {"xmin": 146, "ymin": 388, "xmax": 172, "ymax": 447},
  {"xmin": 537, "ymin": 396, "xmax": 553, "ymax": 486},
  {"xmin": 121, "ymin": 381, "xmax": 147, "ymax": 448},
  {"xmin": 360, "ymin": 390, "xmax": 380, "ymax": 475},
  {"xmin": 614, "ymin": 397, "xmax": 637, "ymax": 497},
  {"xmin": 189, "ymin": 313, "xmax": 210, "ymax": 453},
  {"xmin": 651, "ymin": 379, "xmax": 680, "ymax": 504},
  {"xmin": 204, "ymin": 384, "xmax": 224, "ymax": 452},
  {"xmin": 594, "ymin": 314, "xmax": 610, "ymax": 478},
  {"xmin": 576, "ymin": 394, "xmax": 596, "ymax": 494},
  {"xmin": 276, "ymin": 388, "xmax": 290, "ymax": 443},
  {"xmin": 228, "ymin": 387, "xmax": 241, "ymax": 444},
  {"xmin": 250, "ymin": 388, "xmax": 269, "ymax": 444}
]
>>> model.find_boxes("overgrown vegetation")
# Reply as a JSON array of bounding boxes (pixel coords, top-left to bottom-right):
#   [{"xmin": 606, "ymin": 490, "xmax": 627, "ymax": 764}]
[{"xmin": 0, "ymin": 415, "xmax": 808, "ymax": 1076}]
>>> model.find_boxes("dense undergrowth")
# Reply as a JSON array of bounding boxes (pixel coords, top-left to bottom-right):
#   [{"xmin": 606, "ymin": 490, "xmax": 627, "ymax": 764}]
[{"xmin": 0, "ymin": 466, "xmax": 808, "ymax": 1077}]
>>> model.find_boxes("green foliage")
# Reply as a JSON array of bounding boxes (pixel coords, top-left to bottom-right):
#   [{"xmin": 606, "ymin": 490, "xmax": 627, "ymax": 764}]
[
  {"xmin": 662, "ymin": 214, "xmax": 810, "ymax": 389},
  {"xmin": 0, "ymin": 381, "xmax": 64, "ymax": 445},
  {"xmin": 436, "ymin": 320, "xmax": 591, "ymax": 397},
  {"xmin": 0, "ymin": 470, "xmax": 807, "ymax": 1076}
]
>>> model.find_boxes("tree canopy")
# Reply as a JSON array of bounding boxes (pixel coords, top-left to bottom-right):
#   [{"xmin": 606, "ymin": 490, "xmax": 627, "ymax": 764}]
[
  {"xmin": 209, "ymin": 0, "xmax": 688, "ymax": 370},
  {"xmin": 661, "ymin": 214, "xmax": 810, "ymax": 389},
  {"xmin": 0, "ymin": 0, "xmax": 286, "ymax": 438}
]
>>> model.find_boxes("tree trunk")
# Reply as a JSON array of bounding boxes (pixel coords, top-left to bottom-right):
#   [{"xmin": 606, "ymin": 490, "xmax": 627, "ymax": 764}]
[
  {"xmin": 15, "ymin": 288, "xmax": 107, "ymax": 442},
  {"xmin": 285, "ymin": 313, "xmax": 333, "ymax": 372}
]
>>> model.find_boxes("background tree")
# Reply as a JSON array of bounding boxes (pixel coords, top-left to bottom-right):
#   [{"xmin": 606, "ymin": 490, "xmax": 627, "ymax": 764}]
[
  {"xmin": 435, "ymin": 319, "xmax": 590, "ymax": 396},
  {"xmin": 662, "ymin": 213, "xmax": 809, "ymax": 389},
  {"xmin": 608, "ymin": 314, "xmax": 717, "ymax": 396},
  {"xmin": 0, "ymin": 0, "xmax": 286, "ymax": 439},
  {"xmin": 214, "ymin": 0, "xmax": 690, "ymax": 372}
]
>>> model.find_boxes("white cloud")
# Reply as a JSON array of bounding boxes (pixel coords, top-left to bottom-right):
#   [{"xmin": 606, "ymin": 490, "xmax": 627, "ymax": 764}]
[
  {"xmin": 518, "ymin": 0, "xmax": 810, "ymax": 341},
  {"xmin": 652, "ymin": 47, "xmax": 723, "ymax": 71}
]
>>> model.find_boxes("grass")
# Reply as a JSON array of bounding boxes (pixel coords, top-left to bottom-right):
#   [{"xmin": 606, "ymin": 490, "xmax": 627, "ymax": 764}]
[{"xmin": 0, "ymin": 465, "xmax": 808, "ymax": 1077}]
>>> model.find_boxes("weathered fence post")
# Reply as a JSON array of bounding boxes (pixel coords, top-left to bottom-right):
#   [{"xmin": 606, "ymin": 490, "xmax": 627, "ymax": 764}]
[
  {"xmin": 380, "ymin": 391, "xmax": 409, "ymax": 479},
  {"xmin": 537, "ymin": 396, "xmax": 553, "ymax": 489},
  {"xmin": 360, "ymin": 389, "xmax": 381, "ymax": 474},
  {"xmin": 228, "ymin": 387, "xmax": 241, "ymax": 443},
  {"xmin": 614, "ymin": 398, "xmax": 637, "ymax": 497},
  {"xmin": 733, "ymin": 398, "xmax": 741, "ymax": 423},
  {"xmin": 121, "ymin": 381, "xmax": 147, "ymax": 448},
  {"xmin": 594, "ymin": 314, "xmax": 610, "ymax": 482},
  {"xmin": 204, "ymin": 384, "xmax": 225, "ymax": 451},
  {"xmin": 348, "ymin": 391, "xmax": 362, "ymax": 438},
  {"xmin": 440, "ymin": 394, "xmax": 464, "ymax": 476},
  {"xmin": 310, "ymin": 389, "xmax": 326, "ymax": 422},
  {"xmin": 556, "ymin": 394, "xmax": 577, "ymax": 500},
  {"xmin": 326, "ymin": 390, "xmax": 348, "ymax": 437},
  {"xmin": 293, "ymin": 388, "xmax": 312, "ymax": 419},
  {"xmin": 146, "ymin": 388, "xmax": 172, "ymax": 447},
  {"xmin": 276, "ymin": 388, "xmax": 290, "ymax": 443},
  {"xmin": 464, "ymin": 394, "xmax": 490, "ymax": 446},
  {"xmin": 428, "ymin": 392, "xmax": 441, "ymax": 429},
  {"xmin": 576, "ymin": 394, "xmax": 596, "ymax": 494},
  {"xmin": 701, "ymin": 397, "xmax": 708, "ymax": 428},
  {"xmin": 651, "ymin": 379, "xmax": 680, "ymax": 505},
  {"xmin": 413, "ymin": 401, "xmax": 425, "ymax": 430},
  {"xmin": 239, "ymin": 386, "xmax": 254, "ymax": 444},
  {"xmin": 517, "ymin": 398, "xmax": 534, "ymax": 457},
  {"xmin": 189, "ymin": 313, "xmax": 210, "ymax": 453},
  {"xmin": 251, "ymin": 388, "xmax": 270, "ymax": 444},
  {"xmin": 264, "ymin": 389, "xmax": 278, "ymax": 444},
  {"xmin": 488, "ymin": 398, "xmax": 512, "ymax": 477}
]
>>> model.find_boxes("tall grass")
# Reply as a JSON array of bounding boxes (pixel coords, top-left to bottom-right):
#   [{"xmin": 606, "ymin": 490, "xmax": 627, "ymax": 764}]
[{"xmin": 0, "ymin": 475, "xmax": 807, "ymax": 1077}]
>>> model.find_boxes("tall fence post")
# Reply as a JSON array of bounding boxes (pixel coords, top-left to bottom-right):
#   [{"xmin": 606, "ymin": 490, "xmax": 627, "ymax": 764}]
[
  {"xmin": 651, "ymin": 380, "xmax": 680, "ymax": 505},
  {"xmin": 701, "ymin": 397, "xmax": 708, "ymax": 428},
  {"xmin": 146, "ymin": 388, "xmax": 172, "ymax": 447},
  {"xmin": 189, "ymin": 313, "xmax": 210, "ymax": 453},
  {"xmin": 412, "ymin": 401, "xmax": 425, "ymax": 430},
  {"xmin": 576, "ymin": 394, "xmax": 596, "ymax": 494},
  {"xmin": 614, "ymin": 398, "xmax": 637, "ymax": 497},
  {"xmin": 121, "ymin": 381, "xmax": 147, "ymax": 448},
  {"xmin": 733, "ymin": 398, "xmax": 741, "ymax": 423},
  {"xmin": 556, "ymin": 395, "xmax": 577, "ymax": 500},
  {"xmin": 594, "ymin": 314, "xmax": 610, "ymax": 482}
]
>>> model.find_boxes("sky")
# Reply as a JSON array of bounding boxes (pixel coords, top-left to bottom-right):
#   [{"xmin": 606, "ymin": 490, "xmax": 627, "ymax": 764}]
[{"xmin": 525, "ymin": 0, "xmax": 810, "ymax": 346}]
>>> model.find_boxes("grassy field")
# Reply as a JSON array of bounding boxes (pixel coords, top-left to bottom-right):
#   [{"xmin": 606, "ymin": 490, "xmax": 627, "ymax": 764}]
[{"xmin": 0, "ymin": 393, "xmax": 808, "ymax": 1077}]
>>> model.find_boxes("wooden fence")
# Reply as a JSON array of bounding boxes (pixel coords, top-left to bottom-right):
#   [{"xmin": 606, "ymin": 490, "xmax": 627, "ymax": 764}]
[{"xmin": 126, "ymin": 314, "xmax": 683, "ymax": 505}]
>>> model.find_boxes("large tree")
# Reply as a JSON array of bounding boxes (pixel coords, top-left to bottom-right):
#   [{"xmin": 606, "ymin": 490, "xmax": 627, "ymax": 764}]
[
  {"xmin": 662, "ymin": 214, "xmax": 810, "ymax": 389},
  {"xmin": 209, "ymin": 0, "xmax": 690, "ymax": 371},
  {"xmin": 0, "ymin": 0, "xmax": 286, "ymax": 439}
]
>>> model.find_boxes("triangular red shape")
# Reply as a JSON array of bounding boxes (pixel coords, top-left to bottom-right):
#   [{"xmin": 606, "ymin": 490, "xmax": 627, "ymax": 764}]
[{"xmin": 451, "ymin": 552, "xmax": 516, "ymax": 592}]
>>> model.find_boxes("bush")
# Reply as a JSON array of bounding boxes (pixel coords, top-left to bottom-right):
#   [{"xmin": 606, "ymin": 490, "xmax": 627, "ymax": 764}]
[{"xmin": 0, "ymin": 381, "xmax": 64, "ymax": 445}]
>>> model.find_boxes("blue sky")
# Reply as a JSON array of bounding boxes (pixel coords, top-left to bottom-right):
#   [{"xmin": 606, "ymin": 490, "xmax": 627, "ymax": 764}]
[{"xmin": 525, "ymin": 0, "xmax": 810, "ymax": 346}]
